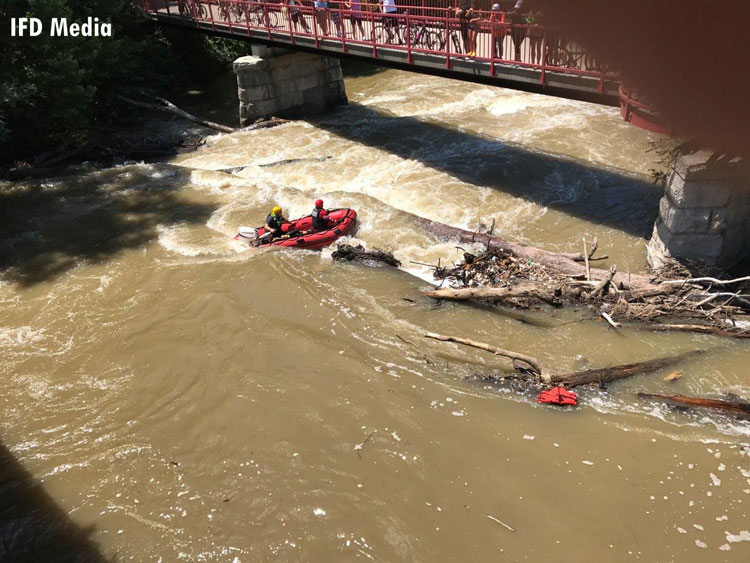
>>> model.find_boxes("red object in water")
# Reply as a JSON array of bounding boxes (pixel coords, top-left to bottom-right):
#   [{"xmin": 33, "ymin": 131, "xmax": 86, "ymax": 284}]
[
  {"xmin": 537, "ymin": 387, "xmax": 578, "ymax": 406},
  {"xmin": 234, "ymin": 208, "xmax": 357, "ymax": 250}
]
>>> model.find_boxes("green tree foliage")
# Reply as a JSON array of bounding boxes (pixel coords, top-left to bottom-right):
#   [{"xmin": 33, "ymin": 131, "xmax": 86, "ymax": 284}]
[{"xmin": 0, "ymin": 1, "xmax": 248, "ymax": 164}]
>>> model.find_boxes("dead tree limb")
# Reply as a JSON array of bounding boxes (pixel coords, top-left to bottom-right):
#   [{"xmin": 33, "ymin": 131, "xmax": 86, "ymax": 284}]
[
  {"xmin": 643, "ymin": 323, "xmax": 750, "ymax": 338},
  {"xmin": 661, "ymin": 276, "xmax": 750, "ymax": 286},
  {"xmin": 550, "ymin": 349, "xmax": 705, "ymax": 388},
  {"xmin": 242, "ymin": 117, "xmax": 290, "ymax": 131},
  {"xmin": 583, "ymin": 238, "xmax": 591, "ymax": 281},
  {"xmin": 121, "ymin": 96, "xmax": 237, "ymax": 133},
  {"xmin": 410, "ymin": 214, "xmax": 654, "ymax": 290},
  {"xmin": 619, "ymin": 284, "xmax": 679, "ymax": 300},
  {"xmin": 637, "ymin": 392, "xmax": 750, "ymax": 418},
  {"xmin": 601, "ymin": 311, "xmax": 620, "ymax": 329},
  {"xmin": 424, "ymin": 332, "xmax": 543, "ymax": 376},
  {"xmin": 592, "ymin": 264, "xmax": 617, "ymax": 297},
  {"xmin": 422, "ymin": 284, "xmax": 561, "ymax": 306}
]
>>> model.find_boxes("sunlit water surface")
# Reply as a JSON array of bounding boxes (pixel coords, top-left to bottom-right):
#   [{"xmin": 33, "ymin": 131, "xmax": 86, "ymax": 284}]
[{"xmin": 1, "ymin": 64, "xmax": 749, "ymax": 561}]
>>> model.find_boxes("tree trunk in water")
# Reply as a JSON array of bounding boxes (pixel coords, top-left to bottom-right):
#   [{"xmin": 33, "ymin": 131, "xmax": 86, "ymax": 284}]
[
  {"xmin": 424, "ymin": 332, "xmax": 543, "ymax": 376},
  {"xmin": 422, "ymin": 284, "xmax": 561, "ymax": 306},
  {"xmin": 637, "ymin": 392, "xmax": 750, "ymax": 417},
  {"xmin": 550, "ymin": 349, "xmax": 705, "ymax": 388},
  {"xmin": 121, "ymin": 96, "xmax": 237, "ymax": 134}
]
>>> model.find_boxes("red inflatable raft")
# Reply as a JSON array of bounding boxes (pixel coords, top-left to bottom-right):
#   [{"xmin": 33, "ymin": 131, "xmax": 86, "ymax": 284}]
[{"xmin": 234, "ymin": 208, "xmax": 357, "ymax": 251}]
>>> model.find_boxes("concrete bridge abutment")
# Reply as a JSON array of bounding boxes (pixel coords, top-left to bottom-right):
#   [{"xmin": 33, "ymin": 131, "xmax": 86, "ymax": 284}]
[
  {"xmin": 647, "ymin": 148, "xmax": 750, "ymax": 270},
  {"xmin": 233, "ymin": 46, "xmax": 346, "ymax": 126}
]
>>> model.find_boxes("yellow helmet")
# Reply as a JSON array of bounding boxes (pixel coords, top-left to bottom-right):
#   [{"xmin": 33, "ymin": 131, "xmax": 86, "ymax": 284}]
[{"xmin": 272, "ymin": 206, "xmax": 282, "ymax": 216}]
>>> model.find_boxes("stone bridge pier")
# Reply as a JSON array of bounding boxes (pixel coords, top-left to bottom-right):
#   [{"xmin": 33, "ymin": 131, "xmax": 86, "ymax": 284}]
[
  {"xmin": 233, "ymin": 45, "xmax": 347, "ymax": 126},
  {"xmin": 647, "ymin": 148, "xmax": 750, "ymax": 270}
]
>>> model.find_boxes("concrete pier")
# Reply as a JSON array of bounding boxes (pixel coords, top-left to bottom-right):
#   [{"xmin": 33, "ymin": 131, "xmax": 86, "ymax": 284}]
[
  {"xmin": 233, "ymin": 46, "xmax": 347, "ymax": 126},
  {"xmin": 647, "ymin": 148, "xmax": 749, "ymax": 269}
]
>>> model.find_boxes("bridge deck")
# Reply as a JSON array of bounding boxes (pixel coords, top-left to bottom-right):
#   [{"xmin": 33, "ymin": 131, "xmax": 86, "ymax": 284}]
[{"xmin": 137, "ymin": 1, "xmax": 620, "ymax": 105}]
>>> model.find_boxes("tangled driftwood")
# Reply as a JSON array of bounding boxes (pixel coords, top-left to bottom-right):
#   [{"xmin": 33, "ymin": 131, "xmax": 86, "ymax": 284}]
[
  {"xmin": 332, "ymin": 244, "xmax": 401, "ymax": 267},
  {"xmin": 421, "ymin": 246, "xmax": 750, "ymax": 338},
  {"xmin": 424, "ymin": 331, "xmax": 750, "ymax": 418}
]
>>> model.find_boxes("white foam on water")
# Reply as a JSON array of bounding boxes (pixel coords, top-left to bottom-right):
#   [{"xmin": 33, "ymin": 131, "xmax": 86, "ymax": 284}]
[
  {"xmin": 0, "ymin": 326, "xmax": 46, "ymax": 349},
  {"xmin": 360, "ymin": 93, "xmax": 408, "ymax": 107},
  {"xmin": 726, "ymin": 530, "xmax": 750, "ymax": 543},
  {"xmin": 155, "ymin": 224, "xmax": 236, "ymax": 258}
]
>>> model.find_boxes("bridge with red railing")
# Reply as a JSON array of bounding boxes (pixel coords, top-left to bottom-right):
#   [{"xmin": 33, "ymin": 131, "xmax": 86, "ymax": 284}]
[{"xmin": 135, "ymin": 0, "xmax": 664, "ymax": 130}]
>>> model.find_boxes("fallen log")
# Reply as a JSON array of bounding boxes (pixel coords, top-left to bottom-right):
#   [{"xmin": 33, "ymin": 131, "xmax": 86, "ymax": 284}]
[
  {"xmin": 410, "ymin": 214, "xmax": 655, "ymax": 290},
  {"xmin": 550, "ymin": 349, "xmax": 705, "ymax": 388},
  {"xmin": 243, "ymin": 117, "xmax": 290, "ymax": 130},
  {"xmin": 424, "ymin": 332, "xmax": 543, "ymax": 376},
  {"xmin": 121, "ymin": 96, "xmax": 237, "ymax": 134},
  {"xmin": 619, "ymin": 284, "xmax": 679, "ymax": 300},
  {"xmin": 637, "ymin": 392, "xmax": 750, "ymax": 418},
  {"xmin": 643, "ymin": 323, "xmax": 750, "ymax": 338},
  {"xmin": 422, "ymin": 284, "xmax": 561, "ymax": 307}
]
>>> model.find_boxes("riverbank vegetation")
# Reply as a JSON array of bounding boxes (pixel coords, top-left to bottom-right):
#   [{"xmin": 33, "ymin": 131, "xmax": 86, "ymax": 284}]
[{"xmin": 0, "ymin": 0, "xmax": 249, "ymax": 167}]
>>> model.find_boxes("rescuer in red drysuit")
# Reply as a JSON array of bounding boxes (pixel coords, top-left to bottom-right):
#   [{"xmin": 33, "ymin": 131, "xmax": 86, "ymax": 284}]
[{"xmin": 311, "ymin": 199, "xmax": 331, "ymax": 231}]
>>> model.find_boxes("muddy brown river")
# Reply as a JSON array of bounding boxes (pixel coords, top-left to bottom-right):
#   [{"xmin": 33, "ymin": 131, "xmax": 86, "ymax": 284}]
[{"xmin": 2, "ymin": 63, "xmax": 750, "ymax": 561}]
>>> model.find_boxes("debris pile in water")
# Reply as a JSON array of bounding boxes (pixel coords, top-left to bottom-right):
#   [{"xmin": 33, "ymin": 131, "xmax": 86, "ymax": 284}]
[
  {"xmin": 332, "ymin": 244, "xmax": 401, "ymax": 268},
  {"xmin": 434, "ymin": 248, "xmax": 555, "ymax": 289},
  {"xmin": 425, "ymin": 247, "xmax": 750, "ymax": 338}
]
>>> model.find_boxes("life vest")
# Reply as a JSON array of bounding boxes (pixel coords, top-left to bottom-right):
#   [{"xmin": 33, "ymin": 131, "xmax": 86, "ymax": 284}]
[
  {"xmin": 537, "ymin": 387, "xmax": 578, "ymax": 406},
  {"xmin": 266, "ymin": 213, "xmax": 284, "ymax": 232},
  {"xmin": 311, "ymin": 207, "xmax": 328, "ymax": 230}
]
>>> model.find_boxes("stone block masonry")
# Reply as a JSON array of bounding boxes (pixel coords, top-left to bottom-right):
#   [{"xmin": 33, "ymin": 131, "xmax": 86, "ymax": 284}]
[
  {"xmin": 233, "ymin": 48, "xmax": 347, "ymax": 126},
  {"xmin": 647, "ymin": 148, "xmax": 750, "ymax": 269}
]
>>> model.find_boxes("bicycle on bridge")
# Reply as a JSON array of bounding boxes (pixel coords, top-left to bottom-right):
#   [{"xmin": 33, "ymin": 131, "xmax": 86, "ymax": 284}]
[
  {"xmin": 215, "ymin": 0, "xmax": 282, "ymax": 28},
  {"xmin": 178, "ymin": 0, "xmax": 207, "ymax": 19},
  {"xmin": 374, "ymin": 11, "xmax": 462, "ymax": 54}
]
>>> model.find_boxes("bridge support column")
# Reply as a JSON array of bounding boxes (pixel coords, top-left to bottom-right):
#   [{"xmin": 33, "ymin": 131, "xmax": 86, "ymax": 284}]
[
  {"xmin": 233, "ymin": 50, "xmax": 346, "ymax": 126},
  {"xmin": 647, "ymin": 148, "xmax": 749, "ymax": 269}
]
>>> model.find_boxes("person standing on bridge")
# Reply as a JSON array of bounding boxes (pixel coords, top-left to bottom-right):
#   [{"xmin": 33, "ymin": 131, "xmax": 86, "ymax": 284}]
[
  {"xmin": 380, "ymin": 0, "xmax": 402, "ymax": 44},
  {"xmin": 288, "ymin": 0, "xmax": 311, "ymax": 33},
  {"xmin": 488, "ymin": 3, "xmax": 508, "ymax": 60},
  {"xmin": 455, "ymin": 2, "xmax": 470, "ymax": 54},
  {"xmin": 525, "ymin": 9, "xmax": 543, "ymax": 64},
  {"xmin": 508, "ymin": 0, "xmax": 526, "ymax": 62},
  {"xmin": 314, "ymin": 0, "xmax": 329, "ymax": 35},
  {"xmin": 346, "ymin": 0, "xmax": 366, "ymax": 40},
  {"xmin": 329, "ymin": 0, "xmax": 344, "ymax": 37},
  {"xmin": 466, "ymin": 1, "xmax": 481, "ymax": 57}
]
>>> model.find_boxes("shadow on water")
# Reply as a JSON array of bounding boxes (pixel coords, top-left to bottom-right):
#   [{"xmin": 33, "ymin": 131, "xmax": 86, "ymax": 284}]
[
  {"xmin": 0, "ymin": 94, "xmax": 660, "ymax": 287},
  {"xmin": 340, "ymin": 59, "xmax": 389, "ymax": 78},
  {"xmin": 0, "ymin": 442, "xmax": 108, "ymax": 562},
  {"xmin": 0, "ymin": 165, "xmax": 214, "ymax": 287},
  {"xmin": 309, "ymin": 102, "xmax": 662, "ymax": 239}
]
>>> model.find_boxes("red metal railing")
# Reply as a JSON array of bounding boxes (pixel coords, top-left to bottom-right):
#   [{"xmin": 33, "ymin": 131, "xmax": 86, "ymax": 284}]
[
  {"xmin": 619, "ymin": 85, "xmax": 670, "ymax": 135},
  {"xmin": 136, "ymin": 0, "xmax": 618, "ymax": 89}
]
